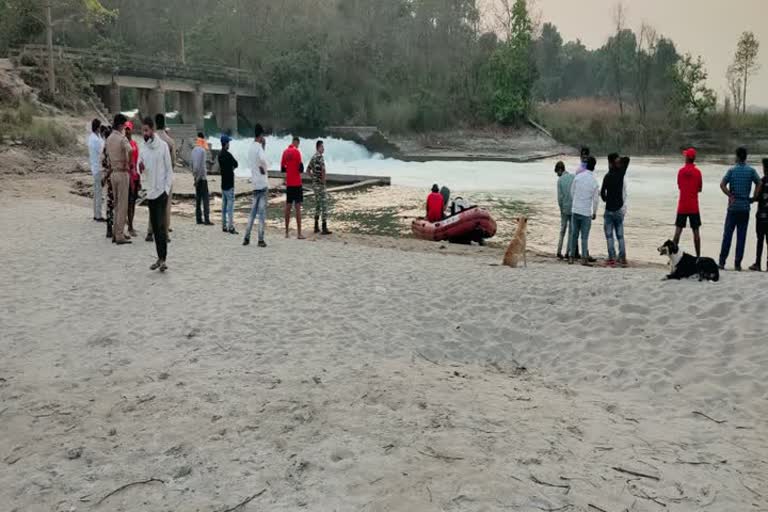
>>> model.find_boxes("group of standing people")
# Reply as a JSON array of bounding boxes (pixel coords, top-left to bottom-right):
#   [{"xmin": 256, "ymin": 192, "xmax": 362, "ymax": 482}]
[
  {"xmin": 553, "ymin": 145, "xmax": 768, "ymax": 271},
  {"xmin": 213, "ymin": 125, "xmax": 333, "ymax": 247},
  {"xmin": 88, "ymin": 113, "xmax": 175, "ymax": 271},
  {"xmin": 554, "ymin": 147, "xmax": 630, "ymax": 267},
  {"xmin": 90, "ymin": 117, "xmax": 335, "ymax": 272}
]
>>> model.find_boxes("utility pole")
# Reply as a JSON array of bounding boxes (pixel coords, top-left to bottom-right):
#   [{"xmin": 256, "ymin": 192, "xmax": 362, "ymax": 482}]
[{"xmin": 45, "ymin": 1, "xmax": 56, "ymax": 94}]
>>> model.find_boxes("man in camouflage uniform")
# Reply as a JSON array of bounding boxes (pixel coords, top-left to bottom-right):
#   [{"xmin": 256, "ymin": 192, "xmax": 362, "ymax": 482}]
[{"xmin": 308, "ymin": 140, "xmax": 332, "ymax": 235}]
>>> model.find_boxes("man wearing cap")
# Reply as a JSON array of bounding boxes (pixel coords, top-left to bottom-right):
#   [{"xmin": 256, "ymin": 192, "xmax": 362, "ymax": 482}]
[
  {"xmin": 105, "ymin": 113, "xmax": 133, "ymax": 244},
  {"xmin": 243, "ymin": 124, "xmax": 269, "ymax": 247},
  {"xmin": 308, "ymin": 140, "xmax": 332, "ymax": 235},
  {"xmin": 218, "ymin": 134, "xmax": 239, "ymax": 234},
  {"xmin": 674, "ymin": 148, "xmax": 704, "ymax": 257},
  {"xmin": 719, "ymin": 147, "xmax": 760, "ymax": 270},
  {"xmin": 426, "ymin": 184, "xmax": 445, "ymax": 222}
]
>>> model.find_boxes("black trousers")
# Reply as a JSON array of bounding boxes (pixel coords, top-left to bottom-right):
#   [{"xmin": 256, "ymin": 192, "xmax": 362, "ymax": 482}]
[
  {"xmin": 195, "ymin": 180, "xmax": 210, "ymax": 223},
  {"xmin": 757, "ymin": 221, "xmax": 768, "ymax": 264},
  {"xmin": 148, "ymin": 193, "xmax": 168, "ymax": 261}
]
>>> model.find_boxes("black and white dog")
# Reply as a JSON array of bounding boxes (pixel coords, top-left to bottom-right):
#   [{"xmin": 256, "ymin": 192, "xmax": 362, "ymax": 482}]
[{"xmin": 658, "ymin": 240, "xmax": 720, "ymax": 282}]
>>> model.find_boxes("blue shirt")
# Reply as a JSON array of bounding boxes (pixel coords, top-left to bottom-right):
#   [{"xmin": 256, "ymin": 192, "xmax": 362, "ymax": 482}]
[{"xmin": 722, "ymin": 164, "xmax": 760, "ymax": 212}]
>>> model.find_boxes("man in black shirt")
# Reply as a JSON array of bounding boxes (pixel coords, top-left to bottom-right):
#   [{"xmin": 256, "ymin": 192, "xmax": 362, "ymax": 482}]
[
  {"xmin": 749, "ymin": 158, "xmax": 768, "ymax": 271},
  {"xmin": 218, "ymin": 135, "xmax": 239, "ymax": 234},
  {"xmin": 601, "ymin": 153, "xmax": 630, "ymax": 267}
]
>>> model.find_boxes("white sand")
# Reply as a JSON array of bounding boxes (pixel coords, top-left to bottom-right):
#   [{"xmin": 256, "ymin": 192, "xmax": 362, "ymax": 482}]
[{"xmin": 1, "ymin": 198, "xmax": 766, "ymax": 512}]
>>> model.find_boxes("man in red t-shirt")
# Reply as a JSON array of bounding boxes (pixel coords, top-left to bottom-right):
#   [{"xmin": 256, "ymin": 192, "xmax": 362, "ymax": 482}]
[
  {"xmin": 281, "ymin": 136, "xmax": 305, "ymax": 239},
  {"xmin": 674, "ymin": 148, "xmax": 704, "ymax": 256},
  {"xmin": 426, "ymin": 184, "xmax": 445, "ymax": 222}
]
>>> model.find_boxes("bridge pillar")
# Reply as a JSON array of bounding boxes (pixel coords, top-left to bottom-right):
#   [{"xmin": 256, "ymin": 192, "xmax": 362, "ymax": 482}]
[
  {"xmin": 222, "ymin": 91, "xmax": 238, "ymax": 135},
  {"xmin": 148, "ymin": 86, "xmax": 166, "ymax": 121},
  {"xmin": 108, "ymin": 80, "xmax": 121, "ymax": 115},
  {"xmin": 179, "ymin": 86, "xmax": 205, "ymax": 133},
  {"xmin": 137, "ymin": 89, "xmax": 151, "ymax": 121}
]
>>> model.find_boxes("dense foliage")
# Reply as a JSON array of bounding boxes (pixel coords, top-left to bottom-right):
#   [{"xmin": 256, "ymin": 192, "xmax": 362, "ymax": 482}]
[{"xmin": 0, "ymin": 0, "xmax": 759, "ymax": 142}]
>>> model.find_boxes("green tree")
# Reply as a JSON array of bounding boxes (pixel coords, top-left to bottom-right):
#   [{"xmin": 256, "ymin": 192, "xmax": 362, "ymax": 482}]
[
  {"xmin": 533, "ymin": 22, "xmax": 564, "ymax": 102},
  {"xmin": 732, "ymin": 31, "xmax": 760, "ymax": 114},
  {"xmin": 671, "ymin": 54, "xmax": 717, "ymax": 122},
  {"xmin": 488, "ymin": 0, "xmax": 535, "ymax": 124}
]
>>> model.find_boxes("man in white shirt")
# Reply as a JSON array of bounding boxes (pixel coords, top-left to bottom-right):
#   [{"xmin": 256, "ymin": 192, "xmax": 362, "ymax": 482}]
[
  {"xmin": 569, "ymin": 156, "xmax": 600, "ymax": 266},
  {"xmin": 243, "ymin": 124, "xmax": 269, "ymax": 248},
  {"xmin": 87, "ymin": 119, "xmax": 105, "ymax": 221},
  {"xmin": 139, "ymin": 117, "xmax": 174, "ymax": 272}
]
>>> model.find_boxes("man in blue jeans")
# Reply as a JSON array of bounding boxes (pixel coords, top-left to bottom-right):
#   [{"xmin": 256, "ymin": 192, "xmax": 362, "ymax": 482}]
[
  {"xmin": 570, "ymin": 156, "xmax": 600, "ymax": 266},
  {"xmin": 218, "ymin": 135, "xmax": 239, "ymax": 234},
  {"xmin": 243, "ymin": 124, "xmax": 269, "ymax": 247},
  {"xmin": 719, "ymin": 147, "xmax": 760, "ymax": 271},
  {"xmin": 601, "ymin": 153, "xmax": 630, "ymax": 267}
]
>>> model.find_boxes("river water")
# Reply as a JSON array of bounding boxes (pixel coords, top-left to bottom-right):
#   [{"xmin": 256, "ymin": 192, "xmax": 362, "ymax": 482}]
[{"xmin": 208, "ymin": 135, "xmax": 763, "ymax": 266}]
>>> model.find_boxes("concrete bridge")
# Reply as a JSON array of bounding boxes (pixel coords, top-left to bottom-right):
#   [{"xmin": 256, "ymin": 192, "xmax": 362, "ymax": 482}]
[{"xmin": 12, "ymin": 45, "xmax": 260, "ymax": 133}]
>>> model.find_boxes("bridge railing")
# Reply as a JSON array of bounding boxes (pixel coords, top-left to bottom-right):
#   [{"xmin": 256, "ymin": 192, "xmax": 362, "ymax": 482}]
[{"xmin": 13, "ymin": 44, "xmax": 255, "ymax": 90}]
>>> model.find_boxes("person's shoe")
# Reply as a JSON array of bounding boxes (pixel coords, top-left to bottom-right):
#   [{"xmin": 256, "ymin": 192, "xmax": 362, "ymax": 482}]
[
  {"xmin": 106, "ymin": 229, "xmax": 113, "ymax": 239},
  {"xmin": 196, "ymin": 220, "xmax": 204, "ymax": 225},
  {"xmin": 568, "ymin": 258, "xmax": 575, "ymax": 265},
  {"xmin": 150, "ymin": 260, "xmax": 162, "ymax": 271},
  {"xmin": 618, "ymin": 257, "xmax": 628, "ymax": 267},
  {"xmin": 581, "ymin": 258, "xmax": 593, "ymax": 267},
  {"xmin": 95, "ymin": 217, "xmax": 106, "ymax": 223},
  {"xmin": 243, "ymin": 237, "xmax": 250, "ymax": 246},
  {"xmin": 587, "ymin": 256, "xmax": 597, "ymax": 263},
  {"xmin": 297, "ymin": 234, "xmax": 306, "ymax": 240},
  {"xmin": 258, "ymin": 240, "xmax": 267, "ymax": 248},
  {"xmin": 115, "ymin": 239, "xmax": 132, "ymax": 245},
  {"xmin": 557, "ymin": 253, "xmax": 564, "ymax": 260},
  {"xmin": 204, "ymin": 221, "xmax": 214, "ymax": 226},
  {"xmin": 128, "ymin": 229, "xmax": 138, "ymax": 237},
  {"xmin": 321, "ymin": 222, "xmax": 332, "ymax": 235},
  {"xmin": 735, "ymin": 264, "xmax": 743, "ymax": 272},
  {"xmin": 718, "ymin": 263, "xmax": 725, "ymax": 270},
  {"xmin": 158, "ymin": 261, "xmax": 168, "ymax": 273},
  {"xmin": 222, "ymin": 226, "xmax": 228, "ymax": 233},
  {"xmin": 606, "ymin": 259, "xmax": 616, "ymax": 267},
  {"xmin": 749, "ymin": 263, "xmax": 762, "ymax": 272},
  {"xmin": 145, "ymin": 233, "xmax": 154, "ymax": 242},
  {"xmin": 228, "ymin": 227, "xmax": 239, "ymax": 235},
  {"xmin": 314, "ymin": 217, "xmax": 320, "ymax": 234}
]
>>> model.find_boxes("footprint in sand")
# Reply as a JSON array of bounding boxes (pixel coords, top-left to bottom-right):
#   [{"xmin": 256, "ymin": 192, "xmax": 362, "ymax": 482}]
[{"xmin": 619, "ymin": 304, "xmax": 651, "ymax": 316}]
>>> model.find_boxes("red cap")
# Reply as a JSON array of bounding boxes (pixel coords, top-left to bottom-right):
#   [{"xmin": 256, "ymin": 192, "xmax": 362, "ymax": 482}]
[
  {"xmin": 125, "ymin": 121, "xmax": 134, "ymax": 131},
  {"xmin": 683, "ymin": 148, "xmax": 696, "ymax": 160}
]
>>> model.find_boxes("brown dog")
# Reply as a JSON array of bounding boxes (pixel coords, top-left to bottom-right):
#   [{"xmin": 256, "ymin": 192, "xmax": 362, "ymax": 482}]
[{"xmin": 502, "ymin": 216, "xmax": 528, "ymax": 268}]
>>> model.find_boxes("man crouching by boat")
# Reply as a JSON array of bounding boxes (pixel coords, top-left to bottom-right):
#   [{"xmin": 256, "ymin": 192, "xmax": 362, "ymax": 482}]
[{"xmin": 426, "ymin": 184, "xmax": 445, "ymax": 222}]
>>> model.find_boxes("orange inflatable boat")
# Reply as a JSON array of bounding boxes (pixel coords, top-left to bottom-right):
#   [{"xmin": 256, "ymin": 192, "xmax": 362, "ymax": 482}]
[{"xmin": 411, "ymin": 206, "xmax": 497, "ymax": 244}]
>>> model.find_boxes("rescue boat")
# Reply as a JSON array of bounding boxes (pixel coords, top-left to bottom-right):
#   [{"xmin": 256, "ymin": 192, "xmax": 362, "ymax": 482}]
[{"xmin": 411, "ymin": 206, "xmax": 497, "ymax": 244}]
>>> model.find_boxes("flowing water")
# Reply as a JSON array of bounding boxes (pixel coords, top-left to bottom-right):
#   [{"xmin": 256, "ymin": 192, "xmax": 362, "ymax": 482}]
[{"xmin": 207, "ymin": 135, "xmax": 762, "ymax": 266}]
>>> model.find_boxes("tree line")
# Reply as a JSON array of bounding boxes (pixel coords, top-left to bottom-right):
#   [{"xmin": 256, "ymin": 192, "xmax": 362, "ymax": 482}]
[{"xmin": 0, "ymin": 0, "xmax": 761, "ymax": 136}]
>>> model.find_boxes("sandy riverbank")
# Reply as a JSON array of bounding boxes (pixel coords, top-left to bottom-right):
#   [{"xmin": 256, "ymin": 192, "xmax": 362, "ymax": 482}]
[{"xmin": 0, "ymin": 195, "xmax": 766, "ymax": 512}]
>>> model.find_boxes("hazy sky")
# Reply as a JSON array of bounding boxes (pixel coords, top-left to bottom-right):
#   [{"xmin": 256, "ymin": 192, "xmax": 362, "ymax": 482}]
[{"xmin": 508, "ymin": 0, "xmax": 768, "ymax": 106}]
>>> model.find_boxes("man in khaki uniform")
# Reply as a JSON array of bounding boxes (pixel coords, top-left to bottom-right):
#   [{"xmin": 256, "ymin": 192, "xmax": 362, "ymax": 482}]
[
  {"xmin": 105, "ymin": 113, "xmax": 132, "ymax": 244},
  {"xmin": 146, "ymin": 113, "xmax": 176, "ymax": 242}
]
